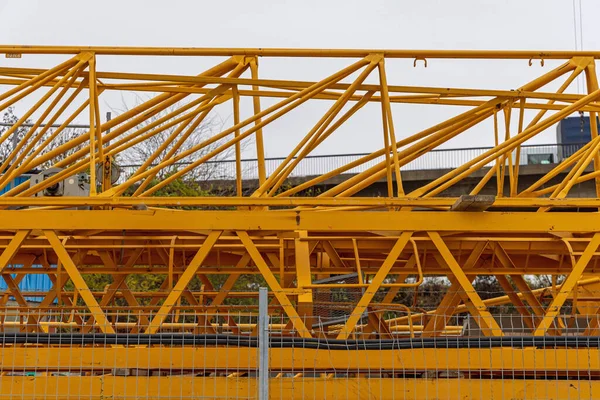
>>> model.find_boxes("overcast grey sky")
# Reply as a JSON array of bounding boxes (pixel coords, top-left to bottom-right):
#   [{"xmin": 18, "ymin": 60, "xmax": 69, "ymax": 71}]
[{"xmin": 0, "ymin": 0, "xmax": 598, "ymax": 157}]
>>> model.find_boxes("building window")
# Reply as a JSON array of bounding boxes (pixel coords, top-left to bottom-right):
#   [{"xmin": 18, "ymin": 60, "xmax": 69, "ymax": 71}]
[{"xmin": 527, "ymin": 153, "xmax": 554, "ymax": 165}]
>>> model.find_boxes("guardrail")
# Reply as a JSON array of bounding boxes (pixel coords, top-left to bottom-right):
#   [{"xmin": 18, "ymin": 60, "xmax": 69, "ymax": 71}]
[{"xmin": 118, "ymin": 143, "xmax": 585, "ymax": 183}]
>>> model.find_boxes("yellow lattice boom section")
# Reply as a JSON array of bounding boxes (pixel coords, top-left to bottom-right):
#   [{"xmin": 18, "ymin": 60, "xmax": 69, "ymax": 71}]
[{"xmin": 0, "ymin": 46, "xmax": 599, "ymax": 399}]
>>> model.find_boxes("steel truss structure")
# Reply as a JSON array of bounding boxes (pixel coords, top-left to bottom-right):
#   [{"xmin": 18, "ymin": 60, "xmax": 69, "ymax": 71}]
[{"xmin": 1, "ymin": 46, "xmax": 600, "ymax": 398}]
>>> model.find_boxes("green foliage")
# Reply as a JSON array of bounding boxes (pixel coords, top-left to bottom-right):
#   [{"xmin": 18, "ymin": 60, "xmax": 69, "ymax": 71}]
[
  {"xmin": 123, "ymin": 173, "xmax": 210, "ymax": 199},
  {"xmin": 127, "ymin": 274, "xmax": 166, "ymax": 293},
  {"xmin": 271, "ymin": 181, "xmax": 321, "ymax": 197}
]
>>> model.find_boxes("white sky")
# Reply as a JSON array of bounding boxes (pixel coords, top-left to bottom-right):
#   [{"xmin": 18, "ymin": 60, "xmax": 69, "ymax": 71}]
[{"xmin": 0, "ymin": 0, "xmax": 598, "ymax": 158}]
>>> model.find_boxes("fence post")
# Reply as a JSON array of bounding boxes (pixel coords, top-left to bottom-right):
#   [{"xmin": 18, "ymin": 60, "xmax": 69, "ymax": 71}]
[{"xmin": 258, "ymin": 287, "xmax": 269, "ymax": 400}]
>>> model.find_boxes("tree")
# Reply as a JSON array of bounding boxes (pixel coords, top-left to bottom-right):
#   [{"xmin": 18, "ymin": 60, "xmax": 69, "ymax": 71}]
[
  {"xmin": 39, "ymin": 126, "xmax": 89, "ymax": 169},
  {"xmin": 0, "ymin": 107, "xmax": 30, "ymax": 164},
  {"xmin": 0, "ymin": 107, "xmax": 88, "ymax": 172},
  {"xmin": 0, "ymin": 97, "xmax": 251, "ymax": 187},
  {"xmin": 113, "ymin": 99, "xmax": 248, "ymax": 183}
]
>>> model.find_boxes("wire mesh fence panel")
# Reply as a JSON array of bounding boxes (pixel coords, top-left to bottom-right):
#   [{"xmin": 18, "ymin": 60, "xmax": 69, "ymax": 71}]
[
  {"xmin": 0, "ymin": 308, "xmax": 262, "ymax": 400},
  {"xmin": 265, "ymin": 309, "xmax": 600, "ymax": 400},
  {"xmin": 0, "ymin": 286, "xmax": 600, "ymax": 399}
]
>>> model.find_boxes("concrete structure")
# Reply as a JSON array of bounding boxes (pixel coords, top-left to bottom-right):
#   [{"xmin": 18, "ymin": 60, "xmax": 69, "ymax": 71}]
[{"xmin": 216, "ymin": 163, "xmax": 597, "ymax": 199}]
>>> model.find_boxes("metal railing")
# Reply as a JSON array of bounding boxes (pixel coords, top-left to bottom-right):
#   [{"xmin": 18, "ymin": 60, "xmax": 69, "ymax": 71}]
[{"xmin": 118, "ymin": 143, "xmax": 585, "ymax": 183}]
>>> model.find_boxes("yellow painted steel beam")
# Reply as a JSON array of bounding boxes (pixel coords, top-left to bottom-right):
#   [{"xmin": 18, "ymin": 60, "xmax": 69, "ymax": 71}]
[
  {"xmin": 585, "ymin": 61, "xmax": 600, "ymax": 198},
  {"xmin": 0, "ymin": 231, "xmax": 29, "ymax": 272},
  {"xmin": 7, "ymin": 75, "xmax": 600, "ymax": 111},
  {"xmin": 421, "ymin": 242, "xmax": 486, "ymax": 337},
  {"xmin": 249, "ymin": 57, "xmax": 266, "ymax": 185},
  {"xmin": 3, "ymin": 46, "xmax": 600, "ymax": 59},
  {"xmin": 237, "ymin": 231, "xmax": 311, "ymax": 337},
  {"xmin": 294, "ymin": 230, "xmax": 313, "ymax": 325},
  {"xmin": 1, "ymin": 64, "xmax": 595, "ymax": 102},
  {"xmin": 90, "ymin": 73, "xmax": 596, "ymax": 103},
  {"xmin": 0, "ymin": 51, "xmax": 596, "ymax": 213},
  {"xmin": 1, "ymin": 346, "xmax": 599, "ymax": 372},
  {"xmin": 0, "ymin": 210, "xmax": 598, "ymax": 232},
  {"xmin": 6, "ymin": 195, "xmax": 600, "ymax": 211},
  {"xmin": 0, "ymin": 376, "xmax": 595, "ymax": 400},
  {"xmin": 6, "ymin": 196, "xmax": 600, "ymax": 208},
  {"xmin": 45, "ymin": 231, "xmax": 116, "ymax": 334}
]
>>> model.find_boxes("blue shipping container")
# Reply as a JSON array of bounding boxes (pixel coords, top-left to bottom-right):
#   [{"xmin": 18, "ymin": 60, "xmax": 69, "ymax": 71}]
[
  {"xmin": 0, "ymin": 175, "xmax": 54, "ymax": 302},
  {"xmin": 0, "ymin": 265, "xmax": 55, "ymax": 303},
  {"xmin": 0, "ymin": 175, "xmax": 31, "ymax": 195}
]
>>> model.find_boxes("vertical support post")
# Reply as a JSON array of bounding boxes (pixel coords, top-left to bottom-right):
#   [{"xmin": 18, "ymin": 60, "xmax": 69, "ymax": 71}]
[
  {"xmin": 511, "ymin": 99, "xmax": 525, "ymax": 196},
  {"xmin": 381, "ymin": 96, "xmax": 394, "ymax": 198},
  {"xmin": 295, "ymin": 231, "xmax": 313, "ymax": 328},
  {"xmin": 279, "ymin": 238, "xmax": 285, "ymax": 287},
  {"xmin": 88, "ymin": 53, "xmax": 100, "ymax": 195},
  {"xmin": 585, "ymin": 61, "xmax": 600, "ymax": 198},
  {"xmin": 237, "ymin": 231, "xmax": 311, "ymax": 337},
  {"xmin": 258, "ymin": 287, "xmax": 269, "ymax": 400},
  {"xmin": 502, "ymin": 105, "xmax": 513, "ymax": 194},
  {"xmin": 493, "ymin": 109, "xmax": 503, "ymax": 196},
  {"xmin": 232, "ymin": 86, "xmax": 243, "ymax": 196},
  {"xmin": 249, "ymin": 57, "xmax": 266, "ymax": 185},
  {"xmin": 378, "ymin": 59, "xmax": 403, "ymax": 196},
  {"xmin": 168, "ymin": 236, "xmax": 176, "ymax": 289},
  {"xmin": 352, "ymin": 238, "xmax": 364, "ymax": 284}
]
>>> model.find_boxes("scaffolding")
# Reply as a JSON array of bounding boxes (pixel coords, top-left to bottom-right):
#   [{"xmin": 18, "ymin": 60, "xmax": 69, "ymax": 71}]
[{"xmin": 0, "ymin": 46, "xmax": 599, "ymax": 398}]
